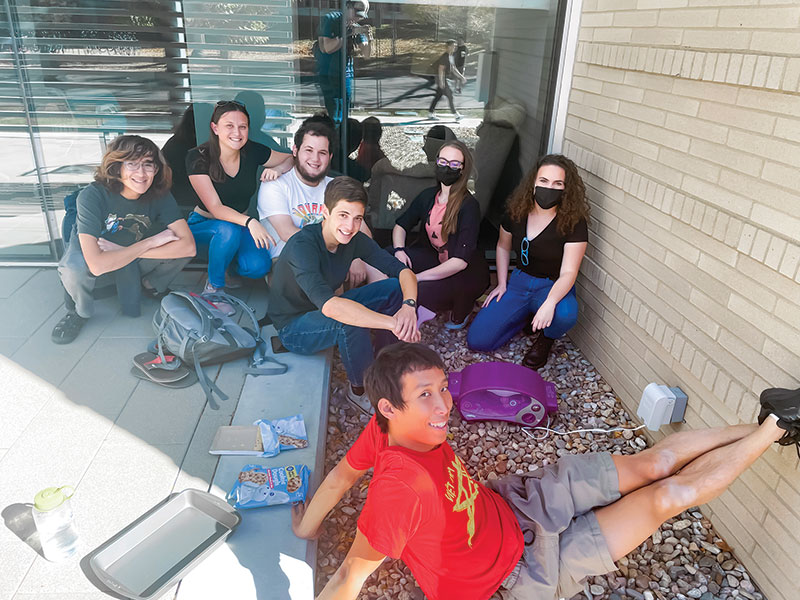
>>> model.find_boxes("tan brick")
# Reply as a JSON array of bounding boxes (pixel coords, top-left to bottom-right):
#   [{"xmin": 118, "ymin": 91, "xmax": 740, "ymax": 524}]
[
  {"xmin": 782, "ymin": 57, "xmax": 800, "ymax": 92},
  {"xmin": 659, "ymin": 147, "xmax": 720, "ymax": 183},
  {"xmin": 698, "ymin": 253, "xmax": 777, "ymax": 311},
  {"xmin": 725, "ymin": 52, "xmax": 743, "ymax": 84},
  {"xmin": 664, "ymin": 113, "xmax": 728, "ymax": 145},
  {"xmin": 718, "ymin": 6, "xmax": 800, "ymax": 29},
  {"xmin": 765, "ymin": 236, "xmax": 787, "ymax": 270},
  {"xmin": 778, "ymin": 244, "xmax": 800, "ymax": 279},
  {"xmin": 767, "ymin": 56, "xmax": 786, "ymax": 90},
  {"xmin": 737, "ymin": 223, "xmax": 757, "ymax": 254},
  {"xmin": 763, "ymin": 339, "xmax": 800, "ymax": 388},
  {"xmin": 773, "ymin": 115, "xmax": 800, "ymax": 145},
  {"xmin": 705, "ymin": 498, "xmax": 756, "ymax": 556},
  {"xmin": 737, "ymin": 88, "xmax": 800, "ymax": 118},
  {"xmin": 738, "ymin": 53, "xmax": 757, "ymax": 86},
  {"xmin": 752, "ymin": 54, "xmax": 770, "ymax": 88},
  {"xmin": 688, "ymin": 139, "xmax": 763, "ymax": 177},
  {"xmin": 579, "ymin": 90, "xmax": 622, "ymax": 113},
  {"xmin": 593, "ymin": 28, "xmax": 633, "ymax": 44},
  {"xmin": 751, "ymin": 31, "xmax": 800, "ymax": 54},
  {"xmin": 658, "ymin": 8, "xmax": 719, "ymax": 28},
  {"xmin": 580, "ymin": 12, "xmax": 615, "ymax": 27},
  {"xmin": 701, "ymin": 52, "xmax": 717, "ymax": 80},
  {"xmin": 618, "ymin": 100, "xmax": 667, "ymax": 126},
  {"xmin": 718, "ymin": 170, "xmax": 799, "ymax": 217},
  {"xmin": 751, "ymin": 204, "xmax": 800, "ymax": 241},
  {"xmin": 684, "ymin": 29, "xmax": 751, "ymax": 51},
  {"xmin": 776, "ymin": 479, "xmax": 800, "ymax": 521},
  {"xmin": 761, "ymin": 161, "xmax": 798, "ymax": 191},
  {"xmin": 728, "ymin": 129, "xmax": 800, "ymax": 169},
  {"xmin": 749, "ymin": 229, "xmax": 771, "ymax": 262},
  {"xmin": 697, "ymin": 101, "xmax": 777, "ymax": 135}
]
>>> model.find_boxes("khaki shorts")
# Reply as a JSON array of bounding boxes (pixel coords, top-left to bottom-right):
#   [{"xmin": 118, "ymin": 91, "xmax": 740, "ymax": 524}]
[{"xmin": 487, "ymin": 452, "xmax": 620, "ymax": 600}]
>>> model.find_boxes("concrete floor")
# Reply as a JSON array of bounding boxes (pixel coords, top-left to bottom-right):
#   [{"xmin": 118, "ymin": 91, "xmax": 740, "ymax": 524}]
[{"xmin": 0, "ymin": 267, "xmax": 277, "ymax": 600}]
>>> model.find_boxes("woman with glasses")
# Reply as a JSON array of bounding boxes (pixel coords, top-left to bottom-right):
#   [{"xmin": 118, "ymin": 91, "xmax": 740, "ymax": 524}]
[
  {"xmin": 186, "ymin": 101, "xmax": 292, "ymax": 304},
  {"xmin": 52, "ymin": 135, "xmax": 196, "ymax": 344},
  {"xmin": 467, "ymin": 154, "xmax": 589, "ymax": 370},
  {"xmin": 391, "ymin": 140, "xmax": 489, "ymax": 329}
]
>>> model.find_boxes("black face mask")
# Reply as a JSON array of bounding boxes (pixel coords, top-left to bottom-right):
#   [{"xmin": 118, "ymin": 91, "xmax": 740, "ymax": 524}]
[
  {"xmin": 435, "ymin": 164, "xmax": 462, "ymax": 186},
  {"xmin": 534, "ymin": 186, "xmax": 564, "ymax": 209}
]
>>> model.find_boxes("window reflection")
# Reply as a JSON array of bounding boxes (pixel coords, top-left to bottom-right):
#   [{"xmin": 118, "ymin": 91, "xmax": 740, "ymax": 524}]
[{"xmin": 1, "ymin": 0, "xmax": 563, "ymax": 261}]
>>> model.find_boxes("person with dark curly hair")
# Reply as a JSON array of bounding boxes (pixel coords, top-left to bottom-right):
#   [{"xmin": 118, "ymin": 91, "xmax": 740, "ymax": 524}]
[
  {"xmin": 53, "ymin": 135, "xmax": 196, "ymax": 344},
  {"xmin": 467, "ymin": 154, "xmax": 589, "ymax": 369}
]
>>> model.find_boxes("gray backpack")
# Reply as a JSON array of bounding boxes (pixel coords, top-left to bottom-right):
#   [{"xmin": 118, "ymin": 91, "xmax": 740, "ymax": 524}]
[{"xmin": 152, "ymin": 291, "xmax": 286, "ymax": 408}]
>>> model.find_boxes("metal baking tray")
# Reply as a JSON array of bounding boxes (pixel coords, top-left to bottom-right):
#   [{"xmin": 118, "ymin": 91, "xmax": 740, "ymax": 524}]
[{"xmin": 87, "ymin": 489, "xmax": 240, "ymax": 600}]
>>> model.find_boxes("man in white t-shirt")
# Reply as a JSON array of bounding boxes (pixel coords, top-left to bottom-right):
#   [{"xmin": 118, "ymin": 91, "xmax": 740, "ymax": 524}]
[
  {"xmin": 258, "ymin": 116, "xmax": 336, "ymax": 258},
  {"xmin": 258, "ymin": 114, "xmax": 376, "ymax": 286}
]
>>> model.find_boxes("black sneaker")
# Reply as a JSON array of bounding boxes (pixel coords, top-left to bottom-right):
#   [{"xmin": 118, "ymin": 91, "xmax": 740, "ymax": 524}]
[{"xmin": 759, "ymin": 387, "xmax": 800, "ymax": 457}]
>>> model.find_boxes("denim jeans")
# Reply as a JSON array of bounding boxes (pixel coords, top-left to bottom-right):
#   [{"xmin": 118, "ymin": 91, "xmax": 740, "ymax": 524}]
[
  {"xmin": 467, "ymin": 269, "xmax": 578, "ymax": 352},
  {"xmin": 277, "ymin": 278, "xmax": 403, "ymax": 386},
  {"xmin": 187, "ymin": 212, "xmax": 271, "ymax": 288}
]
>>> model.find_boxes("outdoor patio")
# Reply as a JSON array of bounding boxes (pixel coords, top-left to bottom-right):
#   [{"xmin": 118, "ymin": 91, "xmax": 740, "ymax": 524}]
[{"xmin": 0, "ymin": 266, "xmax": 767, "ymax": 600}]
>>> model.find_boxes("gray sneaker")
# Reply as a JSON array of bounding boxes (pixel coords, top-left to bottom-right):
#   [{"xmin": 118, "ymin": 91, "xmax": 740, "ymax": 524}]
[{"xmin": 346, "ymin": 386, "xmax": 374, "ymax": 415}]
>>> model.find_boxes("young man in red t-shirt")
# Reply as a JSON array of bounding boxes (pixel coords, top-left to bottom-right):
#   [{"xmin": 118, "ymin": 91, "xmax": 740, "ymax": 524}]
[{"xmin": 292, "ymin": 344, "xmax": 800, "ymax": 599}]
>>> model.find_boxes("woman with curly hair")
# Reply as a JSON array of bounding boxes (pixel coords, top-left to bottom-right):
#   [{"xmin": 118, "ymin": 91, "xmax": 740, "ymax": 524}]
[
  {"xmin": 467, "ymin": 154, "xmax": 589, "ymax": 369},
  {"xmin": 53, "ymin": 135, "xmax": 196, "ymax": 344},
  {"xmin": 391, "ymin": 140, "xmax": 489, "ymax": 329}
]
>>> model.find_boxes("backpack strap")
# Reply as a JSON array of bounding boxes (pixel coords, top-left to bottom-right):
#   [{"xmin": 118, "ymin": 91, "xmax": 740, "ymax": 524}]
[{"xmin": 244, "ymin": 338, "xmax": 288, "ymax": 376}]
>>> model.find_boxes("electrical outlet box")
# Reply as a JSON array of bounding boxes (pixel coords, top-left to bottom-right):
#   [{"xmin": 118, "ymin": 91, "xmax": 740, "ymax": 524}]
[{"xmin": 637, "ymin": 383, "xmax": 688, "ymax": 431}]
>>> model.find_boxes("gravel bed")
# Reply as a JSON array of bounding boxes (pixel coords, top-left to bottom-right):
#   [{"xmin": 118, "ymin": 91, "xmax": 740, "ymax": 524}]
[{"xmin": 315, "ymin": 315, "xmax": 765, "ymax": 600}]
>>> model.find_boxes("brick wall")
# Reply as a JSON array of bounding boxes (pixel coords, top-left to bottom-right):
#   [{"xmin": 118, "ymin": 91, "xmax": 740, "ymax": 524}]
[{"xmin": 562, "ymin": 2, "xmax": 800, "ymax": 598}]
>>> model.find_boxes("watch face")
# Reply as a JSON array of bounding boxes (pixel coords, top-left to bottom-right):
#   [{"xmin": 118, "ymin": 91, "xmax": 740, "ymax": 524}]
[{"xmin": 403, "ymin": 299, "xmax": 416, "ymax": 307}]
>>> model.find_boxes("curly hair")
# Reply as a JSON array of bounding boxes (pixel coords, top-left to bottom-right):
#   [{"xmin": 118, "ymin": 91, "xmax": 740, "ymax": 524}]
[
  {"xmin": 95, "ymin": 135, "xmax": 172, "ymax": 200},
  {"xmin": 506, "ymin": 154, "xmax": 589, "ymax": 236},
  {"xmin": 438, "ymin": 140, "xmax": 473, "ymax": 243}
]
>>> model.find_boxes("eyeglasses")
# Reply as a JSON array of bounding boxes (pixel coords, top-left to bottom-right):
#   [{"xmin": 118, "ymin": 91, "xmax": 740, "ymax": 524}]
[
  {"xmin": 435, "ymin": 157, "xmax": 464, "ymax": 170},
  {"xmin": 216, "ymin": 100, "xmax": 245, "ymax": 108},
  {"xmin": 520, "ymin": 237, "xmax": 529, "ymax": 266},
  {"xmin": 123, "ymin": 160, "xmax": 158, "ymax": 174}
]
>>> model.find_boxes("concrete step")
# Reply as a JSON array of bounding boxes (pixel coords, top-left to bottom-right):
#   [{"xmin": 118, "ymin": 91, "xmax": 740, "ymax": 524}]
[{"xmin": 175, "ymin": 325, "xmax": 332, "ymax": 600}]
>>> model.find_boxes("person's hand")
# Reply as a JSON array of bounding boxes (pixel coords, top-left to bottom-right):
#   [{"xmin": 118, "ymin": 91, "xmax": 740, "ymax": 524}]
[
  {"xmin": 96, "ymin": 238, "xmax": 123, "ymax": 252},
  {"xmin": 260, "ymin": 168, "xmax": 281, "ymax": 182},
  {"xmin": 392, "ymin": 304, "xmax": 419, "ymax": 342},
  {"xmin": 247, "ymin": 219, "xmax": 276, "ymax": 249},
  {"xmin": 346, "ymin": 259, "xmax": 368, "ymax": 288},
  {"xmin": 291, "ymin": 502, "xmax": 321, "ymax": 540},
  {"xmin": 482, "ymin": 284, "xmax": 507, "ymax": 307},
  {"xmin": 394, "ymin": 250, "xmax": 412, "ymax": 269},
  {"xmin": 531, "ymin": 300, "xmax": 556, "ymax": 331}
]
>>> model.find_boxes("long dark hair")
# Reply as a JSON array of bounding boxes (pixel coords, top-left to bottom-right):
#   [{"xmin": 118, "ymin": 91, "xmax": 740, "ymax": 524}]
[
  {"xmin": 202, "ymin": 101, "xmax": 250, "ymax": 183},
  {"xmin": 507, "ymin": 154, "xmax": 589, "ymax": 236},
  {"xmin": 438, "ymin": 140, "xmax": 473, "ymax": 243},
  {"xmin": 95, "ymin": 135, "xmax": 171, "ymax": 200}
]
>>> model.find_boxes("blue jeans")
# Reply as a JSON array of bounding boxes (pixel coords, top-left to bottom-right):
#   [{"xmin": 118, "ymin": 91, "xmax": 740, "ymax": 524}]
[
  {"xmin": 187, "ymin": 212, "xmax": 271, "ymax": 288},
  {"xmin": 467, "ymin": 269, "xmax": 578, "ymax": 352},
  {"xmin": 278, "ymin": 278, "xmax": 403, "ymax": 386}
]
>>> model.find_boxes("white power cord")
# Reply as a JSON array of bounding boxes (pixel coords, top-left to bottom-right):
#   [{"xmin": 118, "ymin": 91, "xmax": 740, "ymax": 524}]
[{"xmin": 521, "ymin": 416, "xmax": 647, "ymax": 441}]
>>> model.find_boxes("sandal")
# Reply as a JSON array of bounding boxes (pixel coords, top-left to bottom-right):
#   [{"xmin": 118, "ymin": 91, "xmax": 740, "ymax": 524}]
[{"xmin": 51, "ymin": 312, "xmax": 87, "ymax": 345}]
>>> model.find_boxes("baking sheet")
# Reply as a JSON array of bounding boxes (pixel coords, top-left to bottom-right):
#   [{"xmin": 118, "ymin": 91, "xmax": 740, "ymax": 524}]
[{"xmin": 87, "ymin": 489, "xmax": 240, "ymax": 600}]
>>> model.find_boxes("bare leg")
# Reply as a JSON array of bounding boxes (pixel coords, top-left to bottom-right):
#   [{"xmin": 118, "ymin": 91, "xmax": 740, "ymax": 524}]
[
  {"xmin": 612, "ymin": 424, "xmax": 757, "ymax": 495},
  {"xmin": 596, "ymin": 418, "xmax": 784, "ymax": 561}
]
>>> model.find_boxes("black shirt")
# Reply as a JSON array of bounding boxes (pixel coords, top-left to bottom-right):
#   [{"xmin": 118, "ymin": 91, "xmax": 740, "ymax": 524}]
[
  {"xmin": 501, "ymin": 213, "xmax": 588, "ymax": 280},
  {"xmin": 433, "ymin": 52, "xmax": 452, "ymax": 79},
  {"xmin": 185, "ymin": 140, "xmax": 271, "ymax": 213},
  {"xmin": 396, "ymin": 187, "xmax": 481, "ymax": 262},
  {"xmin": 268, "ymin": 223, "xmax": 408, "ymax": 330},
  {"xmin": 76, "ymin": 182, "xmax": 181, "ymax": 247}
]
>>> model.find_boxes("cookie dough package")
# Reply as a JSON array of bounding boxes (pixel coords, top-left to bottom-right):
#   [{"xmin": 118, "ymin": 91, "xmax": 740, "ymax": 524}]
[
  {"xmin": 254, "ymin": 415, "xmax": 309, "ymax": 457},
  {"xmin": 228, "ymin": 464, "xmax": 310, "ymax": 509}
]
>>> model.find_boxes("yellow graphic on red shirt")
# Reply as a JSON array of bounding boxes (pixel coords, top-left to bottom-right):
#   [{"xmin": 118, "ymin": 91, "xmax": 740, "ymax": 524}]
[{"xmin": 444, "ymin": 455, "xmax": 480, "ymax": 547}]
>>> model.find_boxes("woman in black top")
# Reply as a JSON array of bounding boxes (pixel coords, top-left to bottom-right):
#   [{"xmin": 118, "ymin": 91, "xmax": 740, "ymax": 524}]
[
  {"xmin": 467, "ymin": 154, "xmax": 589, "ymax": 369},
  {"xmin": 392, "ymin": 140, "xmax": 489, "ymax": 328},
  {"xmin": 186, "ymin": 101, "xmax": 292, "ymax": 297}
]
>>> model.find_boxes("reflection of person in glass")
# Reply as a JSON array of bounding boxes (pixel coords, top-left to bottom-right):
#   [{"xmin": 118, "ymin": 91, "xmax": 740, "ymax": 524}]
[
  {"xmin": 454, "ymin": 37, "xmax": 468, "ymax": 94},
  {"xmin": 429, "ymin": 40, "xmax": 466, "ymax": 120},
  {"xmin": 314, "ymin": 0, "xmax": 373, "ymax": 123}
]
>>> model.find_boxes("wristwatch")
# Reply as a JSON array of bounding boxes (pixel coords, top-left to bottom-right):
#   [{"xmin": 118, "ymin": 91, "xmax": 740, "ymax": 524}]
[{"xmin": 402, "ymin": 298, "xmax": 417, "ymax": 308}]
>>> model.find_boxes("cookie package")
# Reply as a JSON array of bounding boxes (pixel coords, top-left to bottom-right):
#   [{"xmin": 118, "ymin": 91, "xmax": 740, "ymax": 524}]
[
  {"xmin": 228, "ymin": 464, "xmax": 310, "ymax": 509},
  {"xmin": 254, "ymin": 414, "xmax": 309, "ymax": 457}
]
